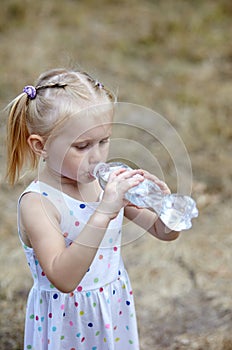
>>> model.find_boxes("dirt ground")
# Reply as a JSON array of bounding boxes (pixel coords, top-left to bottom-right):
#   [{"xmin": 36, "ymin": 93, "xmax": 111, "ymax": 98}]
[{"xmin": 0, "ymin": 1, "xmax": 232, "ymax": 349}]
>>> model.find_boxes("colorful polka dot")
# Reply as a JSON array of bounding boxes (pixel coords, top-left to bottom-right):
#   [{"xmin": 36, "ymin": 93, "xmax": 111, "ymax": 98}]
[{"xmin": 21, "ymin": 182, "xmax": 139, "ymax": 348}]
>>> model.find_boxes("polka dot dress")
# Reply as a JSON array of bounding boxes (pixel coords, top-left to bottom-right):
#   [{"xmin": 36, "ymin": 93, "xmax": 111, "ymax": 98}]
[{"xmin": 18, "ymin": 181, "xmax": 140, "ymax": 350}]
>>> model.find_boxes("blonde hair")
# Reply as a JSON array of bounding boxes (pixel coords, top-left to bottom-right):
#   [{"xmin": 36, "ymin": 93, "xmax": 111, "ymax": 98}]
[{"xmin": 6, "ymin": 68, "xmax": 115, "ymax": 185}]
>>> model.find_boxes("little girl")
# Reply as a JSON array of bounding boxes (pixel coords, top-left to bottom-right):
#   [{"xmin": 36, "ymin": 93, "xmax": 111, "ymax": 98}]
[{"xmin": 6, "ymin": 68, "xmax": 179, "ymax": 350}]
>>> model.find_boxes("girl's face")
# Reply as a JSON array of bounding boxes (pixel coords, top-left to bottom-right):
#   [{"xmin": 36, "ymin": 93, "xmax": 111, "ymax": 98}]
[{"xmin": 44, "ymin": 108, "xmax": 113, "ymax": 184}]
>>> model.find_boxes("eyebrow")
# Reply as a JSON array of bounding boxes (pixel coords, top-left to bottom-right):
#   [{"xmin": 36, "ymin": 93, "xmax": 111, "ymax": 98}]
[{"xmin": 72, "ymin": 134, "xmax": 111, "ymax": 144}]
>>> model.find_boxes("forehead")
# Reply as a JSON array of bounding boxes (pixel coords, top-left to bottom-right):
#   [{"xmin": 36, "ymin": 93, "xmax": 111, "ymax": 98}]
[{"xmin": 55, "ymin": 106, "xmax": 113, "ymax": 142}]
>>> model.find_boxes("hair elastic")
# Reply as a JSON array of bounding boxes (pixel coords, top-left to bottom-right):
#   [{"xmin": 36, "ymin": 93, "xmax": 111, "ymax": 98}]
[
  {"xmin": 23, "ymin": 85, "xmax": 37, "ymax": 99},
  {"xmin": 94, "ymin": 81, "xmax": 104, "ymax": 89}
]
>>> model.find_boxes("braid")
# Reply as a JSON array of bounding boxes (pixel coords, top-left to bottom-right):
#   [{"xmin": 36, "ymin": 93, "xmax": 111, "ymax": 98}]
[
  {"xmin": 81, "ymin": 71, "xmax": 115, "ymax": 101},
  {"xmin": 36, "ymin": 82, "xmax": 67, "ymax": 91}
]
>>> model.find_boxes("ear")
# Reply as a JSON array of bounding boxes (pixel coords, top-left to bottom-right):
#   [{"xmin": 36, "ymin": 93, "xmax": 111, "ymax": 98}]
[{"xmin": 27, "ymin": 134, "xmax": 47, "ymax": 158}]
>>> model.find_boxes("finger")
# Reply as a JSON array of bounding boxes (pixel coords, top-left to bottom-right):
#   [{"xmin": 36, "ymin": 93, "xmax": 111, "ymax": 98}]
[
  {"xmin": 140, "ymin": 169, "xmax": 160, "ymax": 182},
  {"xmin": 139, "ymin": 170, "xmax": 171, "ymax": 194},
  {"xmin": 108, "ymin": 168, "xmax": 127, "ymax": 180},
  {"xmin": 116, "ymin": 169, "xmax": 144, "ymax": 180}
]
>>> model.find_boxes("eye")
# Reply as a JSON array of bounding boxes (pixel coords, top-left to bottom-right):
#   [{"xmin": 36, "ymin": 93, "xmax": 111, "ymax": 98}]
[
  {"xmin": 100, "ymin": 137, "xmax": 110, "ymax": 145},
  {"xmin": 75, "ymin": 143, "xmax": 89, "ymax": 150}
]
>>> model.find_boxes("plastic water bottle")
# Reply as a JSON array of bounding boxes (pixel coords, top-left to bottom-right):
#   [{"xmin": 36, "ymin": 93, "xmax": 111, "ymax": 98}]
[{"xmin": 92, "ymin": 162, "xmax": 198, "ymax": 231}]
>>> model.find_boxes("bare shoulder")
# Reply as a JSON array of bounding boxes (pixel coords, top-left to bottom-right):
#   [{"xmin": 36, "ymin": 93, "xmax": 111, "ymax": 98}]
[
  {"xmin": 19, "ymin": 192, "xmax": 61, "ymax": 247},
  {"xmin": 20, "ymin": 192, "xmax": 60, "ymax": 222}
]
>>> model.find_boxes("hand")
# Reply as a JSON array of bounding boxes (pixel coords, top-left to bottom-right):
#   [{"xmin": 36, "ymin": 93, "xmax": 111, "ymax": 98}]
[
  {"xmin": 141, "ymin": 170, "xmax": 171, "ymax": 195},
  {"xmin": 97, "ymin": 168, "xmax": 145, "ymax": 219}
]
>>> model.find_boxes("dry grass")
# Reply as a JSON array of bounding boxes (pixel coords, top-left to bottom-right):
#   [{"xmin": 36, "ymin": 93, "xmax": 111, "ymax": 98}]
[{"xmin": 0, "ymin": 0, "xmax": 232, "ymax": 349}]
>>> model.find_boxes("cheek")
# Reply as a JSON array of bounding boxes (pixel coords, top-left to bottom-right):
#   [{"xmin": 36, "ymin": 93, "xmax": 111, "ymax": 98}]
[{"xmin": 62, "ymin": 150, "xmax": 86, "ymax": 175}]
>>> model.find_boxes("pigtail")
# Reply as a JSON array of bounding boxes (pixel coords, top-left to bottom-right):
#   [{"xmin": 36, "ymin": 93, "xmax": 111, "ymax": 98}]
[{"xmin": 6, "ymin": 93, "xmax": 37, "ymax": 185}]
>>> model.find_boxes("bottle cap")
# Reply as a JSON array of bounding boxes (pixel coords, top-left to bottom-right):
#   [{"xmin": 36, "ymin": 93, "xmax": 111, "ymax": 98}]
[{"xmin": 91, "ymin": 163, "xmax": 107, "ymax": 178}]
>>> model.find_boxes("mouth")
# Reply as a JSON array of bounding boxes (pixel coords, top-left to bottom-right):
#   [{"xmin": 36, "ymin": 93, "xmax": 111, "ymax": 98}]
[
  {"xmin": 88, "ymin": 172, "xmax": 96, "ymax": 180},
  {"xmin": 89, "ymin": 164, "xmax": 99, "ymax": 178}
]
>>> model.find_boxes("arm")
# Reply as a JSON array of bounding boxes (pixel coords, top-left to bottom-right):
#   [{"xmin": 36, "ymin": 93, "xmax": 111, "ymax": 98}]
[
  {"xmin": 20, "ymin": 193, "xmax": 112, "ymax": 293},
  {"xmin": 20, "ymin": 169, "xmax": 144, "ymax": 293},
  {"xmin": 124, "ymin": 170, "xmax": 180, "ymax": 241},
  {"xmin": 124, "ymin": 205, "xmax": 180, "ymax": 241}
]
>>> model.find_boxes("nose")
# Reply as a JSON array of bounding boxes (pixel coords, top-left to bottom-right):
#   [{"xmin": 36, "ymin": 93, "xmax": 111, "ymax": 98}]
[{"xmin": 89, "ymin": 144, "xmax": 102, "ymax": 164}]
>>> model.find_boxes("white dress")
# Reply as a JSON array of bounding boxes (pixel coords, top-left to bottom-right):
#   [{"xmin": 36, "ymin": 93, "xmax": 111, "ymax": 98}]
[{"xmin": 18, "ymin": 181, "xmax": 139, "ymax": 350}]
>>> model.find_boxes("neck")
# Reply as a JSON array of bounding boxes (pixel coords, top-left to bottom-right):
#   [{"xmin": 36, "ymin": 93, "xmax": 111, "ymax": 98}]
[{"xmin": 38, "ymin": 166, "xmax": 100, "ymax": 202}]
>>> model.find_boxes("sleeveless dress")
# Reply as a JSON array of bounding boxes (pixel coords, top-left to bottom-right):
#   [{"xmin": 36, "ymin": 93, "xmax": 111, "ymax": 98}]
[{"xmin": 18, "ymin": 181, "xmax": 139, "ymax": 350}]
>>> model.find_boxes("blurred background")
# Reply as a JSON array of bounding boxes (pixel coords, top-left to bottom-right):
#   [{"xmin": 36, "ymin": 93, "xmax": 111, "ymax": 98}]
[{"xmin": 0, "ymin": 0, "xmax": 231, "ymax": 349}]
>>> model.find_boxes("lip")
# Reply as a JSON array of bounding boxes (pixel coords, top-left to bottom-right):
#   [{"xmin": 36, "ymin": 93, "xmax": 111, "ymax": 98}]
[
  {"xmin": 88, "ymin": 170, "xmax": 96, "ymax": 180},
  {"xmin": 89, "ymin": 164, "xmax": 99, "ymax": 178}
]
